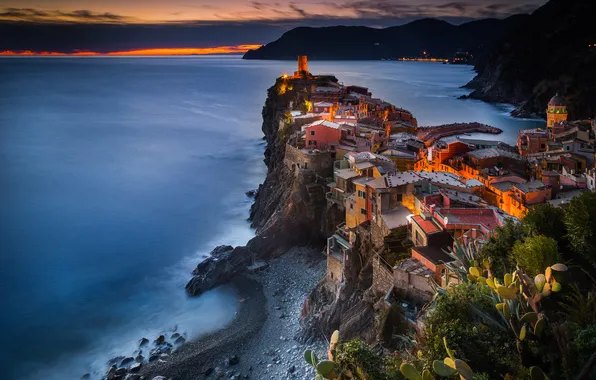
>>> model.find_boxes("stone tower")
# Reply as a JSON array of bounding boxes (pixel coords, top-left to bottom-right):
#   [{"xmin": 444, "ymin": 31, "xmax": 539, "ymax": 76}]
[
  {"xmin": 546, "ymin": 93, "xmax": 568, "ymax": 129},
  {"xmin": 297, "ymin": 56, "xmax": 308, "ymax": 75}
]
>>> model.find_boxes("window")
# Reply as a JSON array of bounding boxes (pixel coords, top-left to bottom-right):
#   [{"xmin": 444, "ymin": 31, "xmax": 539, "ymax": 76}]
[
  {"xmin": 360, "ymin": 208, "xmax": 366, "ymax": 215},
  {"xmin": 396, "ymin": 194, "xmax": 403, "ymax": 202},
  {"xmin": 308, "ymin": 140, "xmax": 316, "ymax": 146},
  {"xmin": 357, "ymin": 190, "xmax": 365, "ymax": 198},
  {"xmin": 350, "ymin": 203, "xmax": 354, "ymax": 209},
  {"xmin": 310, "ymin": 130, "xmax": 315, "ymax": 136}
]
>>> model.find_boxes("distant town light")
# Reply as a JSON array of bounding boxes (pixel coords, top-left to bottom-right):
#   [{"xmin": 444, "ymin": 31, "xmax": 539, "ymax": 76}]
[{"xmin": 282, "ymin": 73, "xmax": 289, "ymax": 79}]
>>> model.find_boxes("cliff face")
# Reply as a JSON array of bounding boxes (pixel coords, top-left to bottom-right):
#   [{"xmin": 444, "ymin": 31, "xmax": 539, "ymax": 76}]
[
  {"xmin": 246, "ymin": 77, "xmax": 336, "ymax": 258},
  {"xmin": 465, "ymin": 0, "xmax": 596, "ymax": 119}
]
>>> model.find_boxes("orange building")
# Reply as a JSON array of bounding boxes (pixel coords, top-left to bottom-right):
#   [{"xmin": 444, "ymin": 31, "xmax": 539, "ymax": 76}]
[{"xmin": 546, "ymin": 93, "xmax": 568, "ymax": 134}]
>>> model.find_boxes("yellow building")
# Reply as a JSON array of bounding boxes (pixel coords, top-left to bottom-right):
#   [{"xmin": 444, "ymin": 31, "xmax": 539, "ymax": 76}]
[{"xmin": 546, "ymin": 93, "xmax": 568, "ymax": 130}]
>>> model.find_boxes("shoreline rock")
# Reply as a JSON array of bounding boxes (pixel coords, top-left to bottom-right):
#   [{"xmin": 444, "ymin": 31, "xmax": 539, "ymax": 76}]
[{"xmin": 185, "ymin": 245, "xmax": 252, "ymax": 296}]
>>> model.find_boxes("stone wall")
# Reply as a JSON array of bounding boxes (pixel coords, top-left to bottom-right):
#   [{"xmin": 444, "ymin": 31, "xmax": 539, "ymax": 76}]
[
  {"xmin": 393, "ymin": 270, "xmax": 434, "ymax": 304},
  {"xmin": 327, "ymin": 255, "xmax": 343, "ymax": 283},
  {"xmin": 372, "ymin": 255, "xmax": 394, "ymax": 295},
  {"xmin": 284, "ymin": 144, "xmax": 334, "ymax": 178}
]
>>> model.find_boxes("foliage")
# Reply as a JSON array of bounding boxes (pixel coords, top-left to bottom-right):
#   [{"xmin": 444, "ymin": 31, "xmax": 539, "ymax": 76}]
[
  {"xmin": 479, "ymin": 219, "xmax": 523, "ymax": 277},
  {"xmin": 523, "ymin": 203, "xmax": 567, "ymax": 243},
  {"xmin": 304, "ymin": 331, "xmax": 403, "ymax": 380},
  {"xmin": 559, "ymin": 285, "xmax": 596, "ymax": 326},
  {"xmin": 564, "ymin": 191, "xmax": 596, "ymax": 269},
  {"xmin": 574, "ymin": 324, "xmax": 596, "ymax": 366},
  {"xmin": 421, "ymin": 282, "xmax": 520, "ymax": 378},
  {"xmin": 509, "ymin": 236, "xmax": 560, "ymax": 277}
]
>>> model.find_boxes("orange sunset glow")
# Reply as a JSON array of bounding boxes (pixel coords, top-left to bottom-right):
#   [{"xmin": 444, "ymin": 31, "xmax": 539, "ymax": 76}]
[{"xmin": 0, "ymin": 45, "xmax": 263, "ymax": 56}]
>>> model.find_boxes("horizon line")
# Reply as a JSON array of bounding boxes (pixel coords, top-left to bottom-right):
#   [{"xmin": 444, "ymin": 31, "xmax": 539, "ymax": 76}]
[{"xmin": 0, "ymin": 45, "xmax": 263, "ymax": 57}]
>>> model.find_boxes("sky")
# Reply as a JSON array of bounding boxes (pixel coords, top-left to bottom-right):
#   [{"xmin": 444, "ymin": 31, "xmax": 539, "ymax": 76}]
[{"xmin": 0, "ymin": 0, "xmax": 545, "ymax": 54}]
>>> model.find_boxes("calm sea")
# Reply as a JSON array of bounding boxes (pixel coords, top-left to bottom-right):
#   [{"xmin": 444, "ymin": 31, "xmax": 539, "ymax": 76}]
[{"xmin": 0, "ymin": 56, "xmax": 543, "ymax": 379}]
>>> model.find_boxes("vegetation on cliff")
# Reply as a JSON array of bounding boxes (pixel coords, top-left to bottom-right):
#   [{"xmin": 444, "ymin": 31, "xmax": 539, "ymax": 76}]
[{"xmin": 465, "ymin": 0, "xmax": 596, "ymax": 119}]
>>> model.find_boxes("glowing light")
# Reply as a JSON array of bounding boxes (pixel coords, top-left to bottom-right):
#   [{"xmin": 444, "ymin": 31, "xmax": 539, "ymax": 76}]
[
  {"xmin": 0, "ymin": 45, "xmax": 262, "ymax": 57},
  {"xmin": 282, "ymin": 73, "xmax": 289, "ymax": 79}
]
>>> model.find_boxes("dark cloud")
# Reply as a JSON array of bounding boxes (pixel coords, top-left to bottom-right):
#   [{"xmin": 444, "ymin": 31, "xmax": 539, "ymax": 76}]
[
  {"xmin": 436, "ymin": 2, "xmax": 468, "ymax": 13},
  {"xmin": 0, "ymin": 7, "xmax": 133, "ymax": 23},
  {"xmin": 289, "ymin": 4, "xmax": 309, "ymax": 17}
]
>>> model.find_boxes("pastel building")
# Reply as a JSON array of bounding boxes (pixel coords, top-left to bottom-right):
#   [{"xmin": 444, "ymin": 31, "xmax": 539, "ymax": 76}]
[{"xmin": 304, "ymin": 120, "xmax": 354, "ymax": 151}]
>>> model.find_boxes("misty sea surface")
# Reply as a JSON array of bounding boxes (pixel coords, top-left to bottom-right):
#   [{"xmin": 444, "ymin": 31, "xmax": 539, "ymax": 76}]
[{"xmin": 0, "ymin": 56, "xmax": 543, "ymax": 379}]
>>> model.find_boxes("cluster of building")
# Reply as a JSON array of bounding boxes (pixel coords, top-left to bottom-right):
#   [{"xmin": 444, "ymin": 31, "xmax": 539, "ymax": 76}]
[{"xmin": 281, "ymin": 57, "xmax": 596, "ymax": 306}]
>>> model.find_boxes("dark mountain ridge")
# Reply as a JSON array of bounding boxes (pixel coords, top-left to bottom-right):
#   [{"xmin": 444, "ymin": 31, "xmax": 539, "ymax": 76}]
[
  {"xmin": 465, "ymin": 0, "xmax": 596, "ymax": 119},
  {"xmin": 243, "ymin": 16, "xmax": 528, "ymax": 61}
]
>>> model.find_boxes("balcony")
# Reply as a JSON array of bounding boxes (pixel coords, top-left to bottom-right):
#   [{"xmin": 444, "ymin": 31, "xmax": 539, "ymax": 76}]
[{"xmin": 326, "ymin": 190, "xmax": 345, "ymax": 210}]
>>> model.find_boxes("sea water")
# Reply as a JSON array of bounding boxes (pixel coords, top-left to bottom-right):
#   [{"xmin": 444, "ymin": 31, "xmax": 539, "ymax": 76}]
[{"xmin": 0, "ymin": 56, "xmax": 543, "ymax": 379}]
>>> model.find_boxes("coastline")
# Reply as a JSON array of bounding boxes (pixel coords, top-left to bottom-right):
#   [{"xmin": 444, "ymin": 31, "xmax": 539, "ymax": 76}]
[{"xmin": 140, "ymin": 247, "xmax": 326, "ymax": 379}]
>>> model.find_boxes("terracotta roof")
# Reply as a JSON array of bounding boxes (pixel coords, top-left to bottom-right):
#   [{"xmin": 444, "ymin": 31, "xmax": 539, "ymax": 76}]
[{"xmin": 412, "ymin": 215, "xmax": 441, "ymax": 235}]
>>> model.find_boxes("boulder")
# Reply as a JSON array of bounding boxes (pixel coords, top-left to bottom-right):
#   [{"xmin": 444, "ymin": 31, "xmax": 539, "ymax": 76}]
[
  {"xmin": 152, "ymin": 377, "xmax": 167, "ymax": 380},
  {"xmin": 174, "ymin": 336, "xmax": 185, "ymax": 345},
  {"xmin": 204, "ymin": 367, "xmax": 214, "ymax": 376},
  {"xmin": 108, "ymin": 356, "xmax": 125, "ymax": 366},
  {"xmin": 228, "ymin": 355, "xmax": 239, "ymax": 365},
  {"xmin": 153, "ymin": 335, "xmax": 165, "ymax": 345},
  {"xmin": 129, "ymin": 363, "xmax": 142, "ymax": 373},
  {"xmin": 170, "ymin": 332, "xmax": 180, "ymax": 339},
  {"xmin": 120, "ymin": 357, "xmax": 135, "ymax": 367},
  {"xmin": 245, "ymin": 190, "xmax": 256, "ymax": 197},
  {"xmin": 138, "ymin": 338, "xmax": 149, "ymax": 347},
  {"xmin": 186, "ymin": 246, "xmax": 253, "ymax": 296},
  {"xmin": 81, "ymin": 373, "xmax": 91, "ymax": 379},
  {"xmin": 135, "ymin": 354, "xmax": 144, "ymax": 363}
]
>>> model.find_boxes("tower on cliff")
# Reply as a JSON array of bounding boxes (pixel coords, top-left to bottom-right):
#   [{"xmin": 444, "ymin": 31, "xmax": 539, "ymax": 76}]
[
  {"xmin": 547, "ymin": 93, "xmax": 568, "ymax": 129},
  {"xmin": 294, "ymin": 56, "xmax": 309, "ymax": 77}
]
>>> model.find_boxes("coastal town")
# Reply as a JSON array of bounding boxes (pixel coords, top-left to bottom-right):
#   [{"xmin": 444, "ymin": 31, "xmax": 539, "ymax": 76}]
[
  {"xmin": 111, "ymin": 56, "xmax": 596, "ymax": 380},
  {"xmin": 278, "ymin": 56, "xmax": 596, "ymax": 314}
]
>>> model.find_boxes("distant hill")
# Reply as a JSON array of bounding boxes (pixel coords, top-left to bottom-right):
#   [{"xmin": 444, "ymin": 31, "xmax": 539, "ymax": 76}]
[
  {"xmin": 465, "ymin": 0, "xmax": 596, "ymax": 119},
  {"xmin": 242, "ymin": 16, "xmax": 527, "ymax": 61}
]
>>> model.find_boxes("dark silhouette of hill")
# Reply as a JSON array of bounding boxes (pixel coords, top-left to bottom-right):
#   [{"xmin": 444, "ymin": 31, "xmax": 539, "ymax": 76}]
[
  {"xmin": 242, "ymin": 16, "xmax": 527, "ymax": 61},
  {"xmin": 465, "ymin": 0, "xmax": 596, "ymax": 119}
]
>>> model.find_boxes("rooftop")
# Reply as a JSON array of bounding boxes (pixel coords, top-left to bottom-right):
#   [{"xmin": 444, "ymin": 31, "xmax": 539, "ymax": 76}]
[
  {"xmin": 514, "ymin": 180, "xmax": 550, "ymax": 193},
  {"xmin": 412, "ymin": 215, "xmax": 442, "ymax": 235},
  {"xmin": 304, "ymin": 119, "xmax": 342, "ymax": 130},
  {"xmin": 335, "ymin": 168, "xmax": 360, "ymax": 180},
  {"xmin": 314, "ymin": 101, "xmax": 335, "ymax": 107},
  {"xmin": 354, "ymin": 162, "xmax": 375, "ymax": 170},
  {"xmin": 314, "ymin": 86, "xmax": 341, "ymax": 93},
  {"xmin": 548, "ymin": 93, "xmax": 565, "ymax": 107},
  {"xmin": 467, "ymin": 148, "xmax": 523, "ymax": 161},
  {"xmin": 435, "ymin": 208, "xmax": 501, "ymax": 232},
  {"xmin": 413, "ymin": 234, "xmax": 454, "ymax": 265},
  {"xmin": 381, "ymin": 206, "xmax": 412, "ymax": 230},
  {"xmin": 417, "ymin": 171, "xmax": 473, "ymax": 188},
  {"xmin": 395, "ymin": 257, "xmax": 435, "ymax": 277},
  {"xmin": 386, "ymin": 172, "xmax": 423, "ymax": 187},
  {"xmin": 353, "ymin": 177, "xmax": 375, "ymax": 186},
  {"xmin": 491, "ymin": 181, "xmax": 516, "ymax": 192}
]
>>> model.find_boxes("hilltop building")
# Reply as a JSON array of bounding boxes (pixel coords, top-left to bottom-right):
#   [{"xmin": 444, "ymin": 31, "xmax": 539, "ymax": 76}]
[
  {"xmin": 547, "ymin": 93, "xmax": 568, "ymax": 133},
  {"xmin": 294, "ymin": 55, "xmax": 310, "ymax": 78}
]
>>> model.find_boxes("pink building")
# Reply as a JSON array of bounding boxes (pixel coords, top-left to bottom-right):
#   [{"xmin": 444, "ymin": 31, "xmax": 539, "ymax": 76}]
[{"xmin": 304, "ymin": 120, "xmax": 354, "ymax": 151}]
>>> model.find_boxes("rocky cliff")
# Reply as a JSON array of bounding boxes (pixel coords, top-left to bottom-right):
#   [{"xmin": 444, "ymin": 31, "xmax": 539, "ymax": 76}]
[
  {"xmin": 186, "ymin": 76, "xmax": 342, "ymax": 296},
  {"xmin": 464, "ymin": 0, "xmax": 596, "ymax": 119}
]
